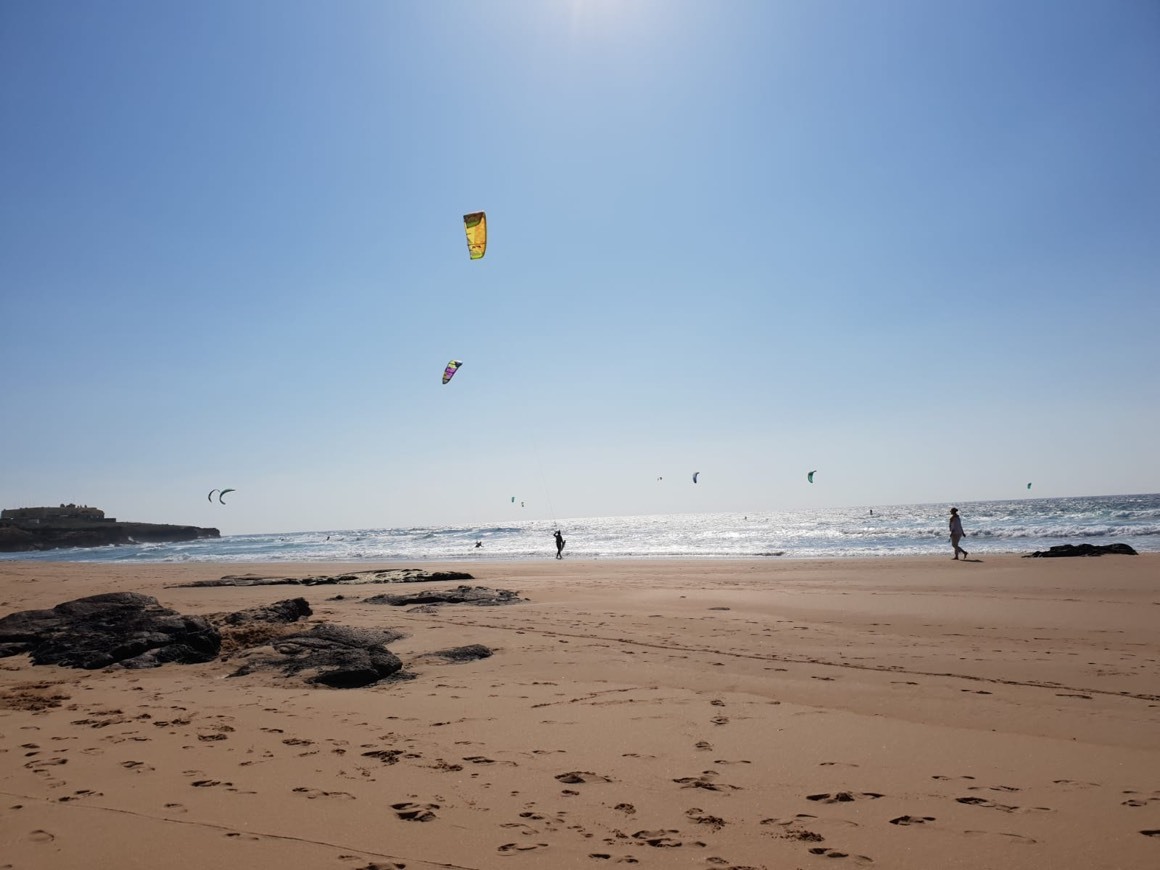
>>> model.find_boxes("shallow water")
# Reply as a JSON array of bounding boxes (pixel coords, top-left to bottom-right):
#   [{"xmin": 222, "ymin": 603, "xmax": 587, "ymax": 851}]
[{"xmin": 4, "ymin": 494, "xmax": 1157, "ymax": 563}]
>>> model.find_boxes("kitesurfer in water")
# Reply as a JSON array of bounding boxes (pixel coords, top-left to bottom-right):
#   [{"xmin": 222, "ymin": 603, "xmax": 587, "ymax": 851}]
[
  {"xmin": 553, "ymin": 530, "xmax": 566, "ymax": 559},
  {"xmin": 949, "ymin": 508, "xmax": 968, "ymax": 560},
  {"xmin": 474, "ymin": 541, "xmax": 483, "ymax": 549}
]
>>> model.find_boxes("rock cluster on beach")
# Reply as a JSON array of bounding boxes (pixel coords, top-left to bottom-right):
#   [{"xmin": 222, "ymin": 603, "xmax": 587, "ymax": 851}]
[
  {"xmin": 0, "ymin": 582, "xmax": 519, "ymax": 687},
  {"xmin": 172, "ymin": 568, "xmax": 474, "ymax": 588},
  {"xmin": 1023, "ymin": 543, "xmax": 1138, "ymax": 558},
  {"xmin": 0, "ymin": 593, "xmax": 220, "ymax": 669}
]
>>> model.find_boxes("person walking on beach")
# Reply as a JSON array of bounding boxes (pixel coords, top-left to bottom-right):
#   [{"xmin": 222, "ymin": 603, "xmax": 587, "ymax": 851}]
[
  {"xmin": 949, "ymin": 507, "xmax": 968, "ymax": 560},
  {"xmin": 553, "ymin": 529, "xmax": 566, "ymax": 559}
]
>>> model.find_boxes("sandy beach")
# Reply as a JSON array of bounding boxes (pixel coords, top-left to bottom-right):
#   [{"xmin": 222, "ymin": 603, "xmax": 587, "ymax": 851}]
[{"xmin": 1, "ymin": 555, "xmax": 1158, "ymax": 869}]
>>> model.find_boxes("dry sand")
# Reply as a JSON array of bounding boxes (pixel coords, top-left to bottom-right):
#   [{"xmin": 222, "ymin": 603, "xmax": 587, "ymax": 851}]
[{"xmin": 1, "ymin": 555, "xmax": 1158, "ymax": 869}]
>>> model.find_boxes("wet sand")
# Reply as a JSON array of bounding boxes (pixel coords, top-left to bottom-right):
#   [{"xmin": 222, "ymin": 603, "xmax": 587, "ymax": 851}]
[{"xmin": 2, "ymin": 555, "xmax": 1158, "ymax": 869}]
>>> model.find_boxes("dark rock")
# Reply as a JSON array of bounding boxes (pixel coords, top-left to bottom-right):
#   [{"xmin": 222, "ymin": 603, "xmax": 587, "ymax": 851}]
[
  {"xmin": 0, "ymin": 593, "xmax": 220, "ymax": 668},
  {"xmin": 227, "ymin": 624, "xmax": 406, "ymax": 688},
  {"xmin": 419, "ymin": 644, "xmax": 493, "ymax": 663},
  {"xmin": 175, "ymin": 569, "xmax": 475, "ymax": 589},
  {"xmin": 1023, "ymin": 543, "xmax": 1138, "ymax": 558},
  {"xmin": 364, "ymin": 585, "xmax": 524, "ymax": 607},
  {"xmin": 209, "ymin": 598, "xmax": 313, "ymax": 626}
]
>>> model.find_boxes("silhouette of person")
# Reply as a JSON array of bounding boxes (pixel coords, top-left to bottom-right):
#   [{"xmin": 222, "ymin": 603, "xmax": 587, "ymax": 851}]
[
  {"xmin": 474, "ymin": 541, "xmax": 483, "ymax": 549},
  {"xmin": 553, "ymin": 530, "xmax": 566, "ymax": 559},
  {"xmin": 949, "ymin": 507, "xmax": 968, "ymax": 560}
]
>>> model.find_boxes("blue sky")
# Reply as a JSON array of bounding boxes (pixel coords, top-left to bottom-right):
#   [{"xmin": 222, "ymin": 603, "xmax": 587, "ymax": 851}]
[{"xmin": 2, "ymin": 0, "xmax": 1158, "ymax": 534}]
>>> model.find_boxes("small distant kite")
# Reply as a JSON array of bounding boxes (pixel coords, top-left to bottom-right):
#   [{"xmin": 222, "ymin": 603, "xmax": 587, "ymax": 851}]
[
  {"xmin": 207, "ymin": 488, "xmax": 235, "ymax": 504},
  {"xmin": 208, "ymin": 489, "xmax": 218, "ymax": 503},
  {"xmin": 442, "ymin": 360, "xmax": 462, "ymax": 384},
  {"xmin": 463, "ymin": 211, "xmax": 487, "ymax": 260},
  {"xmin": 807, "ymin": 470, "xmax": 817, "ymax": 483},
  {"xmin": 692, "ymin": 472, "xmax": 700, "ymax": 484},
  {"xmin": 1027, "ymin": 482, "xmax": 1032, "ymax": 490}
]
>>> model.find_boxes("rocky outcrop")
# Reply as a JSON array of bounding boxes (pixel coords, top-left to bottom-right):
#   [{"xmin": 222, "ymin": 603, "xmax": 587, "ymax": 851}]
[
  {"xmin": 0, "ymin": 593, "xmax": 220, "ymax": 668},
  {"xmin": 363, "ymin": 585, "xmax": 524, "ymax": 607},
  {"xmin": 174, "ymin": 569, "xmax": 474, "ymax": 588},
  {"xmin": 417, "ymin": 644, "xmax": 494, "ymax": 663},
  {"xmin": 0, "ymin": 519, "xmax": 219, "ymax": 552},
  {"xmin": 227, "ymin": 624, "xmax": 407, "ymax": 688},
  {"xmin": 1023, "ymin": 543, "xmax": 1138, "ymax": 558},
  {"xmin": 0, "ymin": 590, "xmax": 505, "ymax": 688}
]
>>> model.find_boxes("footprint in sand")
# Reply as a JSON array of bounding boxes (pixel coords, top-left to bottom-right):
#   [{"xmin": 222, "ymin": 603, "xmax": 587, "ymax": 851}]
[
  {"xmin": 674, "ymin": 771, "xmax": 740, "ymax": 792},
  {"xmin": 807, "ymin": 792, "xmax": 883, "ymax": 804},
  {"xmin": 24, "ymin": 757, "xmax": 67, "ymax": 771},
  {"xmin": 685, "ymin": 808, "xmax": 726, "ymax": 830},
  {"xmin": 956, "ymin": 797, "xmax": 1051, "ymax": 814},
  {"xmin": 631, "ymin": 829, "xmax": 683, "ymax": 847},
  {"xmin": 498, "ymin": 842, "xmax": 549, "ymax": 854},
  {"xmin": 28, "ymin": 830, "xmax": 55, "ymax": 844},
  {"xmin": 57, "ymin": 789, "xmax": 102, "ymax": 802},
  {"xmin": 889, "ymin": 815, "xmax": 935, "ymax": 826},
  {"xmin": 807, "ymin": 847, "xmax": 873, "ymax": 862},
  {"xmin": 963, "ymin": 830, "xmax": 1037, "ymax": 845},
  {"xmin": 292, "ymin": 787, "xmax": 355, "ymax": 800},
  {"xmin": 391, "ymin": 801, "xmax": 439, "ymax": 821},
  {"xmin": 120, "ymin": 760, "xmax": 153, "ymax": 772},
  {"xmin": 556, "ymin": 771, "xmax": 612, "ymax": 785},
  {"xmin": 224, "ymin": 832, "xmax": 261, "ymax": 841},
  {"xmin": 1141, "ymin": 830, "xmax": 1160, "ymax": 838}
]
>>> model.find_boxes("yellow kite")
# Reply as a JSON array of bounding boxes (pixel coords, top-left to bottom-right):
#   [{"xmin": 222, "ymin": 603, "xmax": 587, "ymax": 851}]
[{"xmin": 463, "ymin": 211, "xmax": 487, "ymax": 260}]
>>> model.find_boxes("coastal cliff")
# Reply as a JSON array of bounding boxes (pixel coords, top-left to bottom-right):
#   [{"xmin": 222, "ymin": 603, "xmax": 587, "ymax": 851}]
[{"xmin": 0, "ymin": 505, "xmax": 219, "ymax": 553}]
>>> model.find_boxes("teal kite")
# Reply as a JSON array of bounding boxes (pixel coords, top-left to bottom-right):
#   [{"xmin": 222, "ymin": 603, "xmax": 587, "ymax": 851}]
[{"xmin": 807, "ymin": 470, "xmax": 817, "ymax": 483}]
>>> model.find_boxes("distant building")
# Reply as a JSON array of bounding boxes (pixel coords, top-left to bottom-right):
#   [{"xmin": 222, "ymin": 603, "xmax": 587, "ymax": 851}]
[{"xmin": 1, "ymin": 504, "xmax": 113, "ymax": 522}]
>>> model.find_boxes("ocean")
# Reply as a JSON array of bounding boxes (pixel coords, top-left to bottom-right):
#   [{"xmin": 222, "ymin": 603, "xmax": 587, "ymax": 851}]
[{"xmin": 3, "ymin": 494, "xmax": 1158, "ymax": 564}]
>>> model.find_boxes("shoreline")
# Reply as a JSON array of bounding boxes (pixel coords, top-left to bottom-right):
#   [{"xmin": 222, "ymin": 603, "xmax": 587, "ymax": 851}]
[{"xmin": 2, "ymin": 556, "xmax": 1158, "ymax": 868}]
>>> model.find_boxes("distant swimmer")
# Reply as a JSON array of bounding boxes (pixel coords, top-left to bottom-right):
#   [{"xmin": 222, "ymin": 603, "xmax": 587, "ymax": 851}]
[
  {"xmin": 474, "ymin": 540, "xmax": 483, "ymax": 549},
  {"xmin": 553, "ymin": 530, "xmax": 566, "ymax": 559},
  {"xmin": 869, "ymin": 509, "xmax": 873, "ymax": 516}
]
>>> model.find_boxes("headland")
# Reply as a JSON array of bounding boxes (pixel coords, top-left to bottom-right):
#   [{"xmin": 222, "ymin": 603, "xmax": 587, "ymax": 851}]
[{"xmin": 0, "ymin": 504, "xmax": 219, "ymax": 552}]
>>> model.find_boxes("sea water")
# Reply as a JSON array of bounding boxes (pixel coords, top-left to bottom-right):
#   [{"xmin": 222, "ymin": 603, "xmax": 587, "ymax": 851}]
[{"xmin": 3, "ymin": 494, "xmax": 1158, "ymax": 563}]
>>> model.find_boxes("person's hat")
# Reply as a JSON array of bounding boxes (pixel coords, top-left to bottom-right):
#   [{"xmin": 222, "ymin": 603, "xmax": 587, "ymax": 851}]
[{"xmin": 950, "ymin": 507, "xmax": 958, "ymax": 513}]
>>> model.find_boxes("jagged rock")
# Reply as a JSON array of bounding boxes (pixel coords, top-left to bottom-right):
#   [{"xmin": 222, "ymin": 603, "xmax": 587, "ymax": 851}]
[
  {"xmin": 0, "ymin": 593, "xmax": 220, "ymax": 669},
  {"xmin": 363, "ymin": 585, "xmax": 524, "ymax": 607},
  {"xmin": 227, "ymin": 624, "xmax": 406, "ymax": 688},
  {"xmin": 1023, "ymin": 543, "xmax": 1138, "ymax": 558},
  {"xmin": 208, "ymin": 598, "xmax": 313, "ymax": 626},
  {"xmin": 419, "ymin": 644, "xmax": 494, "ymax": 663},
  {"xmin": 205, "ymin": 598, "xmax": 314, "ymax": 655}
]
